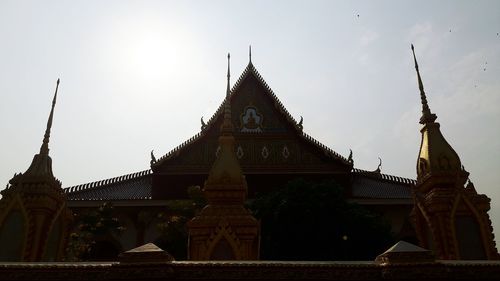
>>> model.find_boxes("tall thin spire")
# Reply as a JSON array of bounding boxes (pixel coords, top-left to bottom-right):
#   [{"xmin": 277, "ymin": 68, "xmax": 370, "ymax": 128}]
[
  {"xmin": 221, "ymin": 53, "xmax": 233, "ymax": 133},
  {"xmin": 40, "ymin": 79, "xmax": 60, "ymax": 155},
  {"xmin": 411, "ymin": 45, "xmax": 437, "ymax": 124},
  {"xmin": 226, "ymin": 53, "xmax": 231, "ymax": 99},
  {"xmin": 249, "ymin": 45, "xmax": 252, "ymax": 64}
]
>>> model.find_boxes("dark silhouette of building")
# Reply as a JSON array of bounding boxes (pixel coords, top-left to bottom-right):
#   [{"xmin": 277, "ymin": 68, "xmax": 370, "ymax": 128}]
[{"xmin": 0, "ymin": 46, "xmax": 497, "ymax": 263}]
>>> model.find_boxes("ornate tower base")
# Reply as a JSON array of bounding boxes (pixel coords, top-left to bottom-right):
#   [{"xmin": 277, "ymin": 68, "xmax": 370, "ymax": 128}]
[
  {"xmin": 413, "ymin": 175, "xmax": 498, "ymax": 259},
  {"xmin": 0, "ymin": 173, "xmax": 72, "ymax": 261},
  {"xmin": 188, "ymin": 207, "xmax": 259, "ymax": 260}
]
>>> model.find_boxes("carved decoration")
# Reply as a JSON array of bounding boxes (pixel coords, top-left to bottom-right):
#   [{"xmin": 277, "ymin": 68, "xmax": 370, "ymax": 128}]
[
  {"xmin": 261, "ymin": 146, "xmax": 269, "ymax": 159},
  {"xmin": 236, "ymin": 145, "xmax": 244, "ymax": 159},
  {"xmin": 240, "ymin": 106, "xmax": 263, "ymax": 133},
  {"xmin": 282, "ymin": 145, "xmax": 290, "ymax": 159}
]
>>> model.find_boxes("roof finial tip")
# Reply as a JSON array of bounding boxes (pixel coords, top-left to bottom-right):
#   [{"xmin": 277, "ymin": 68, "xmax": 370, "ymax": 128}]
[
  {"xmin": 411, "ymin": 44, "xmax": 437, "ymax": 124},
  {"xmin": 40, "ymin": 78, "xmax": 60, "ymax": 155},
  {"xmin": 249, "ymin": 45, "xmax": 252, "ymax": 63}
]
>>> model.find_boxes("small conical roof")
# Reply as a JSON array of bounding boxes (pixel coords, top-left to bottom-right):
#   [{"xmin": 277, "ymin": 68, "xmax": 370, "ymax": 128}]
[
  {"xmin": 119, "ymin": 243, "xmax": 174, "ymax": 263},
  {"xmin": 382, "ymin": 240, "xmax": 429, "ymax": 254},
  {"xmin": 375, "ymin": 240, "xmax": 435, "ymax": 264}
]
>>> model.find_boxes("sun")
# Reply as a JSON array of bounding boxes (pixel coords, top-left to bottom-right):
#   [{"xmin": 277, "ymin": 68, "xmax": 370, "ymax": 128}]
[{"xmin": 107, "ymin": 15, "xmax": 193, "ymax": 84}]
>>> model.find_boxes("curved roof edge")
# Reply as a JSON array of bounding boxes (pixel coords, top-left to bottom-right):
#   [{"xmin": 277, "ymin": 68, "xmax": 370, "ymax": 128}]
[
  {"xmin": 353, "ymin": 168, "xmax": 416, "ymax": 186},
  {"xmin": 63, "ymin": 169, "xmax": 152, "ymax": 196}
]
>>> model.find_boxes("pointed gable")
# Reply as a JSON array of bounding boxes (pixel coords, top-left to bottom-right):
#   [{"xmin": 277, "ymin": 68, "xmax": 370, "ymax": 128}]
[{"xmin": 152, "ymin": 62, "xmax": 351, "ymax": 174}]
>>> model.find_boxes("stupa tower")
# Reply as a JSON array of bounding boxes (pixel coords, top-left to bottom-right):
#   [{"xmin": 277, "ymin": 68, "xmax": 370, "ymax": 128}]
[
  {"xmin": 0, "ymin": 79, "xmax": 72, "ymax": 261},
  {"xmin": 187, "ymin": 54, "xmax": 260, "ymax": 260},
  {"xmin": 411, "ymin": 46, "xmax": 498, "ymax": 260}
]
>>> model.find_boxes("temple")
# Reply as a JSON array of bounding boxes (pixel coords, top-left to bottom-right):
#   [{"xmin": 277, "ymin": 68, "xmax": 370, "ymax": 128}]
[
  {"xmin": 0, "ymin": 46, "xmax": 497, "ymax": 263},
  {"xmin": 60, "ymin": 50, "xmax": 417, "ymax": 255}
]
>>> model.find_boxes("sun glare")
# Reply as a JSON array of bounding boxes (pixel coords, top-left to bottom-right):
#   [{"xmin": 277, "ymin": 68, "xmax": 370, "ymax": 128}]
[{"xmin": 109, "ymin": 16, "xmax": 193, "ymax": 85}]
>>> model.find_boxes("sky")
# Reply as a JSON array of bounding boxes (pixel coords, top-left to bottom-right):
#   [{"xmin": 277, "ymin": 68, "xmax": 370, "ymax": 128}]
[{"xmin": 0, "ymin": 0, "xmax": 499, "ymax": 239}]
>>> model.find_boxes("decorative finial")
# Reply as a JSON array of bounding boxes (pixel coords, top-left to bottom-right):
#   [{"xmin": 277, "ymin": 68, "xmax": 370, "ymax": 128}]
[
  {"xmin": 465, "ymin": 178, "xmax": 477, "ymax": 193},
  {"xmin": 40, "ymin": 78, "xmax": 60, "ymax": 156},
  {"xmin": 226, "ymin": 53, "xmax": 230, "ymax": 99},
  {"xmin": 375, "ymin": 157, "xmax": 382, "ymax": 173},
  {"xmin": 221, "ymin": 53, "xmax": 233, "ymax": 133},
  {"xmin": 298, "ymin": 116, "xmax": 303, "ymax": 131},
  {"xmin": 201, "ymin": 116, "xmax": 207, "ymax": 130},
  {"xmin": 150, "ymin": 150, "xmax": 156, "ymax": 165},
  {"xmin": 411, "ymin": 44, "xmax": 437, "ymax": 124},
  {"xmin": 249, "ymin": 45, "xmax": 252, "ymax": 63},
  {"xmin": 348, "ymin": 149, "xmax": 353, "ymax": 164}
]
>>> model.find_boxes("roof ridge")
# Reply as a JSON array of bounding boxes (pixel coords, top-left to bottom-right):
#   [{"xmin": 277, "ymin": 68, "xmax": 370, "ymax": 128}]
[
  {"xmin": 152, "ymin": 62, "xmax": 350, "ymax": 167},
  {"xmin": 63, "ymin": 169, "xmax": 152, "ymax": 195},
  {"xmin": 301, "ymin": 132, "xmax": 350, "ymax": 164},
  {"xmin": 353, "ymin": 168, "xmax": 416, "ymax": 185}
]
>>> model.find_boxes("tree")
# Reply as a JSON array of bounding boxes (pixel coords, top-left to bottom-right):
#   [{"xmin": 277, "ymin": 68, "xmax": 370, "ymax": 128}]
[
  {"xmin": 250, "ymin": 179, "xmax": 394, "ymax": 260},
  {"xmin": 65, "ymin": 202, "xmax": 124, "ymax": 261},
  {"xmin": 154, "ymin": 185, "xmax": 206, "ymax": 260}
]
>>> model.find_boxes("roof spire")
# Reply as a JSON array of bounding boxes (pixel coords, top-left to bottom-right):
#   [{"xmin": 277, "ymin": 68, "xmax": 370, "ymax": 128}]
[
  {"xmin": 249, "ymin": 45, "xmax": 252, "ymax": 64},
  {"xmin": 226, "ymin": 53, "xmax": 231, "ymax": 99},
  {"xmin": 411, "ymin": 44, "xmax": 437, "ymax": 124},
  {"xmin": 40, "ymin": 78, "xmax": 60, "ymax": 156},
  {"xmin": 221, "ymin": 53, "xmax": 233, "ymax": 133}
]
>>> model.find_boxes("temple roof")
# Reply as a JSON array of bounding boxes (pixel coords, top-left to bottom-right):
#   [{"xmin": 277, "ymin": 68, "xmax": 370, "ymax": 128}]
[
  {"xmin": 63, "ymin": 168, "xmax": 415, "ymax": 202},
  {"xmin": 63, "ymin": 170, "xmax": 152, "ymax": 200},
  {"xmin": 351, "ymin": 169, "xmax": 415, "ymax": 200},
  {"xmin": 63, "ymin": 60, "xmax": 415, "ymax": 203},
  {"xmin": 151, "ymin": 62, "xmax": 351, "ymax": 169}
]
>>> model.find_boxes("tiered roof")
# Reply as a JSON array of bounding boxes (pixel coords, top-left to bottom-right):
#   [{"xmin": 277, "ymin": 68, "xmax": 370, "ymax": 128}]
[
  {"xmin": 151, "ymin": 61, "xmax": 350, "ymax": 168},
  {"xmin": 63, "ymin": 60, "xmax": 416, "ymax": 203}
]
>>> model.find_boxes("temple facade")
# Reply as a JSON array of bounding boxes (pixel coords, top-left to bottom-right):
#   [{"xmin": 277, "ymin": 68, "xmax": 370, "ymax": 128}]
[
  {"xmin": 0, "ymin": 47, "xmax": 497, "ymax": 261},
  {"xmin": 61, "ymin": 53, "xmax": 417, "ymax": 256}
]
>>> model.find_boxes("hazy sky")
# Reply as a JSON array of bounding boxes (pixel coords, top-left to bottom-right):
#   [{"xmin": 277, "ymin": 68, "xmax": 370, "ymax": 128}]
[{"xmin": 1, "ymin": 1, "xmax": 499, "ymax": 238}]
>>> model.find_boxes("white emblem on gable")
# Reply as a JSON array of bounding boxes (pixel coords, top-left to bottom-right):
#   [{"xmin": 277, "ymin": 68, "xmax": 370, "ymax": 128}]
[{"xmin": 241, "ymin": 106, "xmax": 263, "ymax": 133}]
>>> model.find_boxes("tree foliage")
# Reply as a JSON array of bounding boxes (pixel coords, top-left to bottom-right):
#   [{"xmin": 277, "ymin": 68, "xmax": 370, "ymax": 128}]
[
  {"xmin": 155, "ymin": 214, "xmax": 188, "ymax": 260},
  {"xmin": 250, "ymin": 179, "xmax": 394, "ymax": 260},
  {"xmin": 65, "ymin": 202, "xmax": 124, "ymax": 261},
  {"xmin": 154, "ymin": 185, "xmax": 206, "ymax": 260}
]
